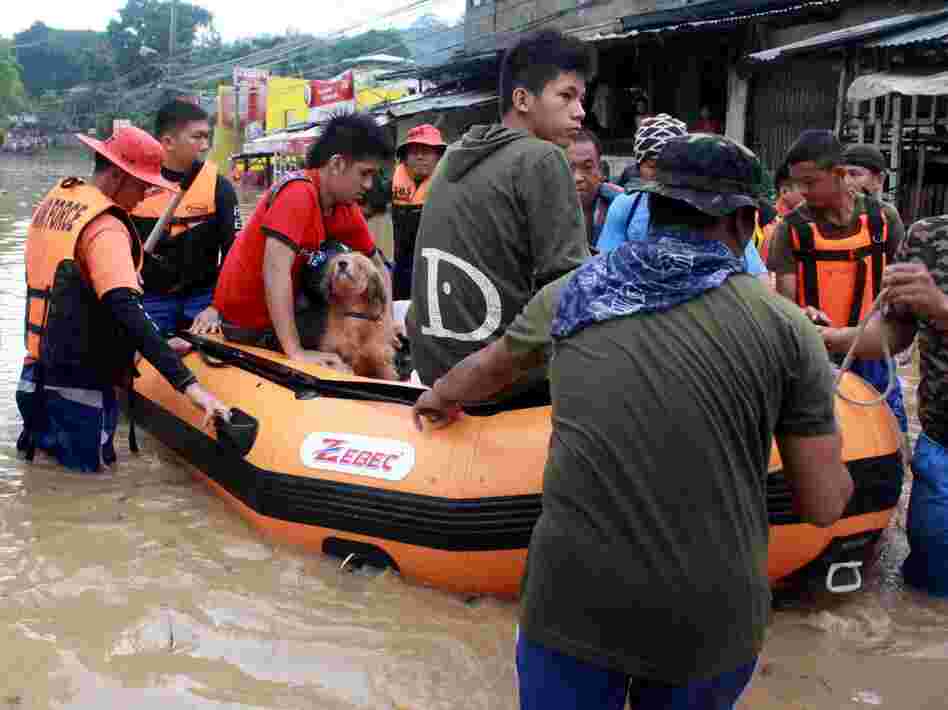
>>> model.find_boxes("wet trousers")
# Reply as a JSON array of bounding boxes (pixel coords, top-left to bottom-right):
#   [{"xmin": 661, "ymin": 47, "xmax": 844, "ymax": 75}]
[
  {"xmin": 141, "ymin": 288, "xmax": 214, "ymax": 336},
  {"xmin": 516, "ymin": 632, "xmax": 756, "ymax": 710},
  {"xmin": 15, "ymin": 362, "xmax": 118, "ymax": 473},
  {"xmin": 903, "ymin": 432, "xmax": 948, "ymax": 597}
]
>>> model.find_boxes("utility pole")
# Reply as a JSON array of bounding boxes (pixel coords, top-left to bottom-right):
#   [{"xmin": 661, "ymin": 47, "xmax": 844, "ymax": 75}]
[
  {"xmin": 169, "ymin": 0, "xmax": 177, "ymax": 57},
  {"xmin": 163, "ymin": 0, "xmax": 178, "ymax": 104}
]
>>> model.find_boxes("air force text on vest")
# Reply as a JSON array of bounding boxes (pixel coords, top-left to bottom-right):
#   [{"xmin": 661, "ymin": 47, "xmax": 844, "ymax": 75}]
[{"xmin": 33, "ymin": 199, "xmax": 90, "ymax": 233}]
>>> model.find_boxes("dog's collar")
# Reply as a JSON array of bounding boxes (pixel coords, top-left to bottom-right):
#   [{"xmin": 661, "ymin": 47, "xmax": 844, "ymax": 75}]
[{"xmin": 343, "ymin": 311, "xmax": 383, "ymax": 323}]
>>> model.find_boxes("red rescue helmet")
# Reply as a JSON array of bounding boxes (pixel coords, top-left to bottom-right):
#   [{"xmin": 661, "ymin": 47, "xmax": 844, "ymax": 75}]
[{"xmin": 75, "ymin": 127, "xmax": 179, "ymax": 192}]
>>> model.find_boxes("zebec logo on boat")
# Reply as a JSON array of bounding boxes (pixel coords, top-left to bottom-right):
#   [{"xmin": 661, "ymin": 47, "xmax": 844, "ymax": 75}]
[{"xmin": 299, "ymin": 433, "xmax": 415, "ymax": 482}]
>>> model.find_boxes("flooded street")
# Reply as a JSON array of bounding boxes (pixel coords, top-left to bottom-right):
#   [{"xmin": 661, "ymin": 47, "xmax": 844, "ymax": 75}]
[{"xmin": 1, "ymin": 150, "xmax": 947, "ymax": 708}]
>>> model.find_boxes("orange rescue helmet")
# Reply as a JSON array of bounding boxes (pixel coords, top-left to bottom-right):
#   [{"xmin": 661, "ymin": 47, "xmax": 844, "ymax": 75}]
[
  {"xmin": 75, "ymin": 127, "xmax": 179, "ymax": 192},
  {"xmin": 396, "ymin": 124, "xmax": 447, "ymax": 159}
]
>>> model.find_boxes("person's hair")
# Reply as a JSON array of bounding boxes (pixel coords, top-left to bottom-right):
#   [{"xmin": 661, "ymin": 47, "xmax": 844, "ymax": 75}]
[
  {"xmin": 499, "ymin": 30, "xmax": 590, "ymax": 116},
  {"xmin": 363, "ymin": 171, "xmax": 391, "ymax": 214},
  {"xmin": 93, "ymin": 153, "xmax": 115, "ymax": 175},
  {"xmin": 648, "ymin": 193, "xmax": 720, "ymax": 231},
  {"xmin": 774, "ymin": 161, "xmax": 792, "ymax": 189},
  {"xmin": 573, "ymin": 128, "xmax": 602, "ymax": 160},
  {"xmin": 155, "ymin": 100, "xmax": 209, "ymax": 138},
  {"xmin": 784, "ymin": 129, "xmax": 843, "ymax": 171},
  {"xmin": 305, "ymin": 112, "xmax": 393, "ymax": 169}
]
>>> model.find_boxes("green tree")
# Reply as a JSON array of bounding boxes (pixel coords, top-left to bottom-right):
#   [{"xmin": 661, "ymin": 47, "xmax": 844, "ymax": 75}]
[
  {"xmin": 13, "ymin": 22, "xmax": 111, "ymax": 96},
  {"xmin": 0, "ymin": 40, "xmax": 28, "ymax": 119},
  {"xmin": 328, "ymin": 29, "xmax": 411, "ymax": 68},
  {"xmin": 107, "ymin": 0, "xmax": 213, "ymax": 85}
]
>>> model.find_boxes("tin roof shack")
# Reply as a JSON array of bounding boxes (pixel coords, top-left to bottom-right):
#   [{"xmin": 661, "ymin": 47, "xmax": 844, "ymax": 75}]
[
  {"xmin": 574, "ymin": 0, "xmax": 844, "ymax": 164},
  {"xmin": 746, "ymin": 5, "xmax": 948, "ymax": 221},
  {"xmin": 430, "ymin": 0, "xmax": 849, "ymax": 176}
]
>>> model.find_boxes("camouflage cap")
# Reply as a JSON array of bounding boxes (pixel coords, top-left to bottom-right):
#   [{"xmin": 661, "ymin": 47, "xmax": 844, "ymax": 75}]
[{"xmin": 640, "ymin": 133, "xmax": 765, "ymax": 217}]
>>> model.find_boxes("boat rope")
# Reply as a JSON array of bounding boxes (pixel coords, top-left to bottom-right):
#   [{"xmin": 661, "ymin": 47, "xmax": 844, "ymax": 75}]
[{"xmin": 833, "ymin": 289, "xmax": 897, "ymax": 407}]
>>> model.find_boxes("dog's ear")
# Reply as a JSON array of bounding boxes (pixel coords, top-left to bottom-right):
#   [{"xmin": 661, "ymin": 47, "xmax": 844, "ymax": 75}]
[{"xmin": 365, "ymin": 264, "xmax": 387, "ymax": 310}]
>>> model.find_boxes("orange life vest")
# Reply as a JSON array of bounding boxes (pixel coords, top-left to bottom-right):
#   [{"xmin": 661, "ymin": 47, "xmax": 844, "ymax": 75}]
[
  {"xmin": 132, "ymin": 160, "xmax": 217, "ymax": 237},
  {"xmin": 758, "ymin": 213, "xmax": 780, "ymax": 265},
  {"xmin": 130, "ymin": 161, "xmax": 223, "ymax": 294},
  {"xmin": 25, "ymin": 178, "xmax": 142, "ymax": 386},
  {"xmin": 391, "ymin": 163, "xmax": 431, "ymax": 206},
  {"xmin": 390, "ymin": 164, "xmax": 432, "ymax": 299},
  {"xmin": 788, "ymin": 198, "xmax": 887, "ymax": 328}
]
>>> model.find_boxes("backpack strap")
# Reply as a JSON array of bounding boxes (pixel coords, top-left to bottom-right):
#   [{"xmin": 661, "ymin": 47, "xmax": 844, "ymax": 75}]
[
  {"xmin": 787, "ymin": 211, "xmax": 821, "ymax": 311},
  {"xmin": 847, "ymin": 259, "xmax": 868, "ymax": 328},
  {"xmin": 623, "ymin": 192, "xmax": 646, "ymax": 238},
  {"xmin": 865, "ymin": 196, "xmax": 886, "ymax": 301}
]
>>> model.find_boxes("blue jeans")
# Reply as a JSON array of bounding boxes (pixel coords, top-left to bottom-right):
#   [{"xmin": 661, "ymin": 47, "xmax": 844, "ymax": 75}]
[
  {"xmin": 141, "ymin": 288, "xmax": 214, "ymax": 336},
  {"xmin": 516, "ymin": 632, "xmax": 756, "ymax": 710},
  {"xmin": 903, "ymin": 433, "xmax": 948, "ymax": 597}
]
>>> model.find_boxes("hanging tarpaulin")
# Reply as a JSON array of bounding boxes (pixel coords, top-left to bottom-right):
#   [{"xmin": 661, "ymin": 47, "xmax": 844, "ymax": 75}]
[
  {"xmin": 848, "ymin": 71, "xmax": 948, "ymax": 101},
  {"xmin": 233, "ymin": 66, "xmax": 270, "ymax": 137},
  {"xmin": 307, "ymin": 70, "xmax": 356, "ymax": 122}
]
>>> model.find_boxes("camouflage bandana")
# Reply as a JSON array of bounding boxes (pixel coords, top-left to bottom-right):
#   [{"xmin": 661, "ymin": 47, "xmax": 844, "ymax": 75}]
[
  {"xmin": 552, "ymin": 229, "xmax": 745, "ymax": 340},
  {"xmin": 633, "ymin": 114, "xmax": 688, "ymax": 165}
]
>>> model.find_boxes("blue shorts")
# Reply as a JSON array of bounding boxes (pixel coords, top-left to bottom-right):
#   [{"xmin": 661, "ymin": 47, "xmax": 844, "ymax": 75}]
[
  {"xmin": 903, "ymin": 433, "xmax": 948, "ymax": 597},
  {"xmin": 516, "ymin": 632, "xmax": 756, "ymax": 710},
  {"xmin": 141, "ymin": 288, "xmax": 214, "ymax": 335}
]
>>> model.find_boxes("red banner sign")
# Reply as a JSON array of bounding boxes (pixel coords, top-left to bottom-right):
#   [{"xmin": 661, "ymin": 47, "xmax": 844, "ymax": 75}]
[{"xmin": 307, "ymin": 70, "xmax": 355, "ymax": 108}]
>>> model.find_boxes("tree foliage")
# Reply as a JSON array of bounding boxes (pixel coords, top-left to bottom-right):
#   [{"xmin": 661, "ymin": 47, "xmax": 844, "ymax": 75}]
[
  {"xmin": 13, "ymin": 22, "xmax": 114, "ymax": 96},
  {"xmin": 106, "ymin": 0, "xmax": 213, "ymax": 83},
  {"xmin": 10, "ymin": 0, "xmax": 442, "ymax": 130},
  {"xmin": 0, "ymin": 40, "xmax": 28, "ymax": 119}
]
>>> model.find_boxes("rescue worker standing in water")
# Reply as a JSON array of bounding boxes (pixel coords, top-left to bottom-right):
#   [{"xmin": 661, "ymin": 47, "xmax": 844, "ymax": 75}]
[
  {"xmin": 767, "ymin": 130, "xmax": 908, "ymax": 432},
  {"xmin": 390, "ymin": 124, "xmax": 446, "ymax": 300},
  {"xmin": 131, "ymin": 100, "xmax": 241, "ymax": 335},
  {"xmin": 17, "ymin": 127, "xmax": 230, "ymax": 473}
]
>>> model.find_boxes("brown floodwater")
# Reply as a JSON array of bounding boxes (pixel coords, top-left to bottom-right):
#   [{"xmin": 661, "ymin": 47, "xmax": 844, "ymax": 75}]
[{"xmin": 1, "ymin": 150, "xmax": 946, "ymax": 709}]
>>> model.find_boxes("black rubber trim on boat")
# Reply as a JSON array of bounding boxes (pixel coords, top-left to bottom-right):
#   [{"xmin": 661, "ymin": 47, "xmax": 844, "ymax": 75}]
[
  {"xmin": 178, "ymin": 333, "xmax": 552, "ymax": 416},
  {"xmin": 130, "ymin": 393, "xmax": 903, "ymax": 551},
  {"xmin": 767, "ymin": 453, "xmax": 904, "ymax": 524}
]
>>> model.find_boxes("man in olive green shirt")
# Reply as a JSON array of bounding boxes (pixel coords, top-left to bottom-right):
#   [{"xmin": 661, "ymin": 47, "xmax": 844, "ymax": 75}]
[{"xmin": 414, "ymin": 135, "xmax": 853, "ymax": 710}]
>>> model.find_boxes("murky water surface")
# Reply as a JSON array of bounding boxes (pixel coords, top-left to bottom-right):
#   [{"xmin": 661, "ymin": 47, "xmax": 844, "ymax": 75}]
[{"xmin": 0, "ymin": 151, "xmax": 946, "ymax": 708}]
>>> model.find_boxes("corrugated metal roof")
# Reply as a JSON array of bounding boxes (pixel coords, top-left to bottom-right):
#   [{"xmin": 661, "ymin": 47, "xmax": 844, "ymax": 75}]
[
  {"xmin": 618, "ymin": 0, "xmax": 838, "ymax": 34},
  {"xmin": 372, "ymin": 90, "xmax": 496, "ymax": 120},
  {"xmin": 867, "ymin": 17, "xmax": 948, "ymax": 47},
  {"xmin": 747, "ymin": 9, "xmax": 948, "ymax": 62}
]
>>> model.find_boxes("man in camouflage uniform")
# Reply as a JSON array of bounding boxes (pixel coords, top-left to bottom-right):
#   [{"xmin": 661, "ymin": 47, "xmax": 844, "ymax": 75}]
[
  {"xmin": 414, "ymin": 135, "xmax": 853, "ymax": 710},
  {"xmin": 823, "ymin": 215, "xmax": 948, "ymax": 597}
]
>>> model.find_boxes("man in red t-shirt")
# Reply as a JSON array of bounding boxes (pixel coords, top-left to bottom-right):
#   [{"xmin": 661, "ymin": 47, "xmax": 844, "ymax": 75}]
[{"xmin": 203, "ymin": 113, "xmax": 393, "ymax": 367}]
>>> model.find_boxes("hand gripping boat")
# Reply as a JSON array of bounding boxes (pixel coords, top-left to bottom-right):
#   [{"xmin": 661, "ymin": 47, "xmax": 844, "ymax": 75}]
[{"xmin": 129, "ymin": 335, "xmax": 903, "ymax": 598}]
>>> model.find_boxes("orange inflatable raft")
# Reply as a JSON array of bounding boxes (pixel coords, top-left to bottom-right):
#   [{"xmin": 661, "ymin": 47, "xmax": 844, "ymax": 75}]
[{"xmin": 129, "ymin": 334, "xmax": 903, "ymax": 598}]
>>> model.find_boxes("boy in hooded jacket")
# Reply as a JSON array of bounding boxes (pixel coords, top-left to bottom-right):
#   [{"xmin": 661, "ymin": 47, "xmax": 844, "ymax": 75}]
[{"xmin": 407, "ymin": 30, "xmax": 591, "ymax": 389}]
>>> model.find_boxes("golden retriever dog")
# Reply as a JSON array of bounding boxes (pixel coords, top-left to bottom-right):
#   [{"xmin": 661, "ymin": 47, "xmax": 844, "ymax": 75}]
[{"xmin": 297, "ymin": 251, "xmax": 399, "ymax": 381}]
